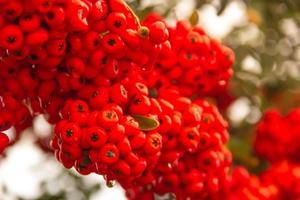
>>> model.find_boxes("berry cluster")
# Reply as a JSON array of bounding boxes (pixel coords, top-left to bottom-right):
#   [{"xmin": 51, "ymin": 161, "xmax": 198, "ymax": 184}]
[
  {"xmin": 124, "ymin": 99, "xmax": 231, "ymax": 200},
  {"xmin": 141, "ymin": 13, "xmax": 234, "ymax": 98},
  {"xmin": 225, "ymin": 161, "xmax": 300, "ymax": 200},
  {"xmin": 261, "ymin": 161, "xmax": 300, "ymax": 200},
  {"xmin": 0, "ymin": 0, "xmax": 164, "ymax": 150},
  {"xmin": 226, "ymin": 167, "xmax": 278, "ymax": 200},
  {"xmin": 254, "ymin": 109, "xmax": 300, "ymax": 163},
  {"xmin": 247, "ymin": 109, "xmax": 300, "ymax": 200},
  {"xmin": 0, "ymin": 0, "xmax": 236, "ymax": 199}
]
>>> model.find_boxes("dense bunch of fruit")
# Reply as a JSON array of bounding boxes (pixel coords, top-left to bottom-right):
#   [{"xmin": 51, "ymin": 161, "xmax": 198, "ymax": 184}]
[
  {"xmin": 123, "ymin": 99, "xmax": 231, "ymax": 200},
  {"xmin": 1, "ymin": 0, "xmax": 300, "ymax": 200},
  {"xmin": 226, "ymin": 167, "xmax": 278, "ymax": 200},
  {"xmin": 254, "ymin": 109, "xmax": 300, "ymax": 163},
  {"xmin": 0, "ymin": 0, "xmax": 233, "ymax": 199},
  {"xmin": 140, "ymin": 13, "xmax": 234, "ymax": 98},
  {"xmin": 0, "ymin": 0, "xmax": 164, "ymax": 150},
  {"xmin": 261, "ymin": 161, "xmax": 300, "ymax": 200},
  {"xmin": 249, "ymin": 109, "xmax": 300, "ymax": 200}
]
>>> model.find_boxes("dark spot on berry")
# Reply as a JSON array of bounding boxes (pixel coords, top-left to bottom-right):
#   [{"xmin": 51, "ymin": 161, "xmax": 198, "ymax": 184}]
[
  {"xmin": 66, "ymin": 129, "xmax": 73, "ymax": 137},
  {"xmin": 58, "ymin": 43, "xmax": 65, "ymax": 51},
  {"xmin": 114, "ymin": 21, "xmax": 122, "ymax": 28},
  {"xmin": 47, "ymin": 12, "xmax": 55, "ymax": 20},
  {"xmin": 92, "ymin": 91, "xmax": 99, "ymax": 97},
  {"xmin": 188, "ymin": 132, "xmax": 195, "ymax": 140},
  {"xmin": 93, "ymin": 39, "xmax": 100, "ymax": 47},
  {"xmin": 29, "ymin": 71, "xmax": 36, "ymax": 79},
  {"xmin": 194, "ymin": 75, "xmax": 201, "ymax": 81},
  {"xmin": 23, "ymin": 14, "xmax": 32, "ymax": 20},
  {"xmin": 186, "ymin": 53, "xmax": 192, "ymax": 60},
  {"xmin": 7, "ymin": 68, "xmax": 14, "ymax": 74},
  {"xmin": 204, "ymin": 159, "xmax": 211, "ymax": 165},
  {"xmin": 164, "ymin": 180, "xmax": 173, "ymax": 187},
  {"xmin": 105, "ymin": 111, "xmax": 113, "ymax": 119},
  {"xmin": 91, "ymin": 133, "xmax": 99, "ymax": 141},
  {"xmin": 79, "ymin": 77, "xmax": 85, "ymax": 84},
  {"xmin": 43, "ymin": 1, "xmax": 50, "ymax": 8},
  {"xmin": 107, "ymin": 39, "xmax": 116, "ymax": 46},
  {"xmin": 207, "ymin": 70, "xmax": 215, "ymax": 76},
  {"xmin": 106, "ymin": 150, "xmax": 115, "ymax": 158},
  {"xmin": 77, "ymin": 104, "xmax": 84, "ymax": 112},
  {"xmin": 6, "ymin": 10, "xmax": 15, "ymax": 16},
  {"xmin": 190, "ymin": 37, "xmax": 197, "ymax": 44},
  {"xmin": 7, "ymin": 36, "xmax": 16, "ymax": 43},
  {"xmin": 151, "ymin": 137, "xmax": 160, "ymax": 147},
  {"xmin": 102, "ymin": 57, "xmax": 108, "ymax": 64},
  {"xmin": 198, "ymin": 84, "xmax": 205, "ymax": 89},
  {"xmin": 29, "ymin": 54, "xmax": 38, "ymax": 61},
  {"xmin": 137, "ymin": 83, "xmax": 145, "ymax": 90},
  {"xmin": 14, "ymin": 51, "xmax": 22, "ymax": 56},
  {"xmin": 133, "ymin": 98, "xmax": 142, "ymax": 105},
  {"xmin": 203, "ymin": 116, "xmax": 210, "ymax": 124},
  {"xmin": 114, "ymin": 169, "xmax": 122, "ymax": 175}
]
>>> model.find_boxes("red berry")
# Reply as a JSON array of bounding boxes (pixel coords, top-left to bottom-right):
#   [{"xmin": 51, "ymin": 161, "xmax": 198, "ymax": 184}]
[
  {"xmin": 111, "ymin": 160, "xmax": 131, "ymax": 177},
  {"xmin": 98, "ymin": 109, "xmax": 119, "ymax": 128},
  {"xmin": 144, "ymin": 132, "xmax": 162, "ymax": 155},
  {"xmin": 60, "ymin": 122, "xmax": 81, "ymax": 144},
  {"xmin": 19, "ymin": 13, "xmax": 41, "ymax": 32},
  {"xmin": 107, "ymin": 12, "xmax": 127, "ymax": 33},
  {"xmin": 46, "ymin": 39, "xmax": 67, "ymax": 56},
  {"xmin": 44, "ymin": 6, "xmax": 65, "ymax": 26},
  {"xmin": 89, "ymin": 87, "xmax": 109, "ymax": 109},
  {"xmin": 110, "ymin": 83, "xmax": 128, "ymax": 105},
  {"xmin": 179, "ymin": 126, "xmax": 200, "ymax": 152},
  {"xmin": 85, "ymin": 126, "xmax": 108, "ymax": 148},
  {"xmin": 129, "ymin": 94, "xmax": 151, "ymax": 115},
  {"xmin": 102, "ymin": 33, "xmax": 125, "ymax": 54},
  {"xmin": 0, "ymin": 25, "xmax": 24, "ymax": 50},
  {"xmin": 25, "ymin": 28, "xmax": 49, "ymax": 46},
  {"xmin": 99, "ymin": 144, "xmax": 119, "ymax": 164},
  {"xmin": 149, "ymin": 21, "xmax": 169, "ymax": 44}
]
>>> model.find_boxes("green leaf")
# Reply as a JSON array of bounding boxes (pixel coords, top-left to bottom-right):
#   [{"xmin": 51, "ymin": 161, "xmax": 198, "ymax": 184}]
[
  {"xmin": 189, "ymin": 10, "xmax": 199, "ymax": 26},
  {"xmin": 132, "ymin": 115, "xmax": 160, "ymax": 131}
]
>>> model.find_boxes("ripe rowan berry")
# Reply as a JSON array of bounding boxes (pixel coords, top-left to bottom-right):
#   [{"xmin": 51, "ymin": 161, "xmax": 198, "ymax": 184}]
[
  {"xmin": 44, "ymin": 6, "xmax": 65, "ymax": 26},
  {"xmin": 99, "ymin": 144, "xmax": 120, "ymax": 164},
  {"xmin": 19, "ymin": 13, "xmax": 41, "ymax": 32},
  {"xmin": 102, "ymin": 33, "xmax": 125, "ymax": 54},
  {"xmin": 179, "ymin": 126, "xmax": 200, "ymax": 152},
  {"xmin": 85, "ymin": 126, "xmax": 108, "ymax": 148},
  {"xmin": 112, "ymin": 160, "xmax": 131, "ymax": 177},
  {"xmin": 89, "ymin": 87, "xmax": 110, "ymax": 109},
  {"xmin": 129, "ymin": 94, "xmax": 151, "ymax": 115},
  {"xmin": 149, "ymin": 21, "xmax": 168, "ymax": 44},
  {"xmin": 107, "ymin": 12, "xmax": 127, "ymax": 33},
  {"xmin": 0, "ymin": 25, "xmax": 24, "ymax": 50},
  {"xmin": 144, "ymin": 132, "xmax": 162, "ymax": 155},
  {"xmin": 98, "ymin": 109, "xmax": 119, "ymax": 128},
  {"xmin": 46, "ymin": 39, "xmax": 67, "ymax": 56},
  {"xmin": 25, "ymin": 28, "xmax": 49, "ymax": 46},
  {"xmin": 60, "ymin": 122, "xmax": 81, "ymax": 144}
]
